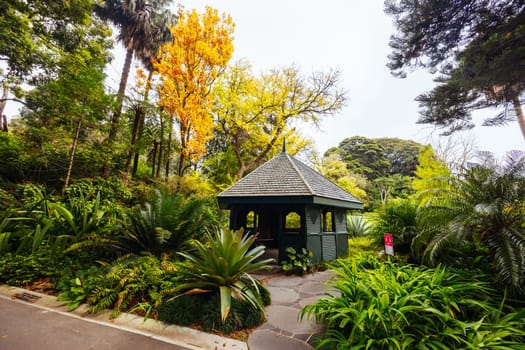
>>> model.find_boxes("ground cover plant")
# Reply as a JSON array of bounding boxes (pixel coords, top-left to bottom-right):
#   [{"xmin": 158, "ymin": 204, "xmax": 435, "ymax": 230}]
[
  {"xmin": 280, "ymin": 246, "xmax": 314, "ymax": 275},
  {"xmin": 301, "ymin": 254, "xmax": 525, "ymax": 349}
]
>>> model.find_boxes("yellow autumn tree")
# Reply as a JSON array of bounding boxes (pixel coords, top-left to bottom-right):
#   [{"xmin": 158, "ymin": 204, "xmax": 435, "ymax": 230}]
[
  {"xmin": 212, "ymin": 60, "xmax": 346, "ymax": 179},
  {"xmin": 154, "ymin": 6, "xmax": 234, "ymax": 176}
]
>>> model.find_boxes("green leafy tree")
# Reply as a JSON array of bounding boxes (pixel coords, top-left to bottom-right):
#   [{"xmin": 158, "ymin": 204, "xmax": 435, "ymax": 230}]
[
  {"xmin": 316, "ymin": 153, "xmax": 368, "ymax": 203},
  {"xmin": 201, "ymin": 146, "xmax": 239, "ymax": 191},
  {"xmin": 0, "ymin": 0, "xmax": 97, "ymax": 117},
  {"xmin": 124, "ymin": 9, "xmax": 176, "ymax": 177},
  {"xmin": 326, "ymin": 136, "xmax": 390, "ymax": 181},
  {"xmin": 371, "ymin": 174, "xmax": 413, "ymax": 208},
  {"xmin": 376, "ymin": 137, "xmax": 423, "ymax": 177},
  {"xmin": 385, "ymin": 0, "xmax": 525, "ymax": 139},
  {"xmin": 1, "ymin": 1, "xmax": 113, "ymax": 186},
  {"xmin": 16, "ymin": 15, "xmax": 112, "ymax": 188}
]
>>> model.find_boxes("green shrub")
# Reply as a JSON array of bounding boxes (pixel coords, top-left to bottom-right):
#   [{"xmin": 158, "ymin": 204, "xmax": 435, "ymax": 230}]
[
  {"xmin": 118, "ymin": 190, "xmax": 221, "ymax": 256},
  {"xmin": 414, "ymin": 163, "xmax": 525, "ymax": 295},
  {"xmin": 347, "ymin": 236, "xmax": 379, "ymax": 257},
  {"xmin": 301, "ymin": 255, "xmax": 525, "ymax": 349},
  {"xmin": 0, "ymin": 250, "xmax": 64, "ymax": 285},
  {"xmin": 2, "ymin": 183, "xmax": 127, "ymax": 270},
  {"xmin": 57, "ymin": 265, "xmax": 100, "ymax": 310},
  {"xmin": 371, "ymin": 198, "xmax": 418, "ymax": 254},
  {"xmin": 0, "ymin": 133, "xmax": 24, "ymax": 182},
  {"xmin": 280, "ymin": 247, "xmax": 314, "ymax": 275},
  {"xmin": 66, "ymin": 177, "xmax": 136, "ymax": 207}
]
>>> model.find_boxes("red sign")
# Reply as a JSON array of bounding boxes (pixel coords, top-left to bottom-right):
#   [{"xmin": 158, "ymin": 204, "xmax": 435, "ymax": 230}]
[{"xmin": 384, "ymin": 233, "xmax": 394, "ymax": 256}]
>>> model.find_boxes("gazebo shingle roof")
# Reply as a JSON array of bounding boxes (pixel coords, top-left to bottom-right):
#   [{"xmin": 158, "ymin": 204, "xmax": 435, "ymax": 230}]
[{"xmin": 218, "ymin": 152, "xmax": 363, "ymax": 209}]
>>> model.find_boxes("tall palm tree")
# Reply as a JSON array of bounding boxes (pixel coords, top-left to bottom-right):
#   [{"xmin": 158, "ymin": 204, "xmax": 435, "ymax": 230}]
[
  {"xmin": 416, "ymin": 151, "xmax": 525, "ymax": 295},
  {"xmin": 124, "ymin": 8, "xmax": 176, "ymax": 176},
  {"xmin": 94, "ymin": 0, "xmax": 173, "ymax": 176}
]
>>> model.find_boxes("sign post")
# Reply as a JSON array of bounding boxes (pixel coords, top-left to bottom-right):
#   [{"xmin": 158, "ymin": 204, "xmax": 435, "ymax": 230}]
[{"xmin": 384, "ymin": 233, "xmax": 394, "ymax": 256}]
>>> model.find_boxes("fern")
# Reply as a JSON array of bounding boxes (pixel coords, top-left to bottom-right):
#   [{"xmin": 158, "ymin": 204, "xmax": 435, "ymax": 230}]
[
  {"xmin": 86, "ymin": 254, "xmax": 177, "ymax": 317},
  {"xmin": 118, "ymin": 190, "xmax": 221, "ymax": 256}
]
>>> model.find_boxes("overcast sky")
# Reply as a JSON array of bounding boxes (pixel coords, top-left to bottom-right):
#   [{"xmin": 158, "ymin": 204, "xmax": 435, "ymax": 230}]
[{"xmin": 169, "ymin": 0, "xmax": 523, "ymax": 157}]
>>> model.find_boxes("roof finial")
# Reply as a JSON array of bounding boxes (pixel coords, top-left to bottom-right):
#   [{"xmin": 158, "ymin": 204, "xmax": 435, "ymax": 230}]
[{"xmin": 282, "ymin": 138, "xmax": 286, "ymax": 154}]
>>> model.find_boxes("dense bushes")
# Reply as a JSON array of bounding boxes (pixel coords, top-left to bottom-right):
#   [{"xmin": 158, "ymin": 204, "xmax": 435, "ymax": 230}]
[
  {"xmin": 1, "ymin": 181, "xmax": 261, "ymax": 329},
  {"xmin": 301, "ymin": 255, "xmax": 525, "ymax": 349}
]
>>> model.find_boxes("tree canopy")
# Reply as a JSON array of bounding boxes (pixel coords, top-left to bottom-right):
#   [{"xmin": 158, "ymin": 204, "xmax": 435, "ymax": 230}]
[
  {"xmin": 385, "ymin": 0, "xmax": 525, "ymax": 140},
  {"xmin": 154, "ymin": 6, "xmax": 235, "ymax": 177},
  {"xmin": 212, "ymin": 60, "xmax": 345, "ymax": 179},
  {"xmin": 325, "ymin": 136, "xmax": 422, "ymax": 181},
  {"xmin": 0, "ymin": 0, "xmax": 104, "ymax": 117}
]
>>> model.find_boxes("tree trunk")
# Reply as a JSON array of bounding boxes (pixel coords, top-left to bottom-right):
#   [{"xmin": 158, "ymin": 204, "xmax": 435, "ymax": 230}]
[
  {"xmin": 102, "ymin": 47, "xmax": 134, "ymax": 177},
  {"xmin": 132, "ymin": 150, "xmax": 140, "ymax": 176},
  {"xmin": 156, "ymin": 143, "xmax": 163, "ymax": 178},
  {"xmin": 512, "ymin": 95, "xmax": 525, "ymax": 141},
  {"xmin": 124, "ymin": 106, "xmax": 142, "ymax": 174},
  {"xmin": 234, "ymin": 129, "xmax": 283, "ymax": 179},
  {"xmin": 178, "ymin": 124, "xmax": 189, "ymax": 177},
  {"xmin": 63, "ymin": 118, "xmax": 82, "ymax": 194},
  {"xmin": 151, "ymin": 140, "xmax": 158, "ymax": 177},
  {"xmin": 1, "ymin": 114, "xmax": 7, "ymax": 133},
  {"xmin": 156, "ymin": 115, "xmax": 164, "ymax": 178},
  {"xmin": 0, "ymin": 83, "xmax": 7, "ymax": 131},
  {"xmin": 165, "ymin": 117, "xmax": 174, "ymax": 182},
  {"xmin": 126, "ymin": 70, "xmax": 154, "ymax": 176}
]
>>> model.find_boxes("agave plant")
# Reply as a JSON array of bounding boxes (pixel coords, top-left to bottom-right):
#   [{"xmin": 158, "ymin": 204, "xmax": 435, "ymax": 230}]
[
  {"xmin": 346, "ymin": 215, "xmax": 371, "ymax": 237},
  {"xmin": 175, "ymin": 228, "xmax": 273, "ymax": 322}
]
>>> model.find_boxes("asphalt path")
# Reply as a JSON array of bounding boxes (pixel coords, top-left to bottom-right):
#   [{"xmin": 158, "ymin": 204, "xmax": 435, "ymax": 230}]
[{"xmin": 0, "ymin": 297, "xmax": 188, "ymax": 350}]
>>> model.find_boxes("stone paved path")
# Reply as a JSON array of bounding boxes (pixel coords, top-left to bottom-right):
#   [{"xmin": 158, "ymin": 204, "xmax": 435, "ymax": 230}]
[{"xmin": 248, "ymin": 270, "xmax": 335, "ymax": 350}]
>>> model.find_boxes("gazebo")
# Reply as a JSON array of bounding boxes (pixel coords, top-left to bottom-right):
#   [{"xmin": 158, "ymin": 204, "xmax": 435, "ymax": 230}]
[{"xmin": 217, "ymin": 150, "xmax": 363, "ymax": 263}]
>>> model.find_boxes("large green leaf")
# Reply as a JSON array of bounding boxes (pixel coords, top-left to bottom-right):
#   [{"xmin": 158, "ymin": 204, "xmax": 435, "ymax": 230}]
[{"xmin": 219, "ymin": 285, "xmax": 231, "ymax": 322}]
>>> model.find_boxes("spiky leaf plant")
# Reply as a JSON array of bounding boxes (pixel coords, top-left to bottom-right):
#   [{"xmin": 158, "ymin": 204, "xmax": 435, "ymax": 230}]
[
  {"xmin": 347, "ymin": 215, "xmax": 371, "ymax": 237},
  {"xmin": 174, "ymin": 228, "xmax": 273, "ymax": 322}
]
